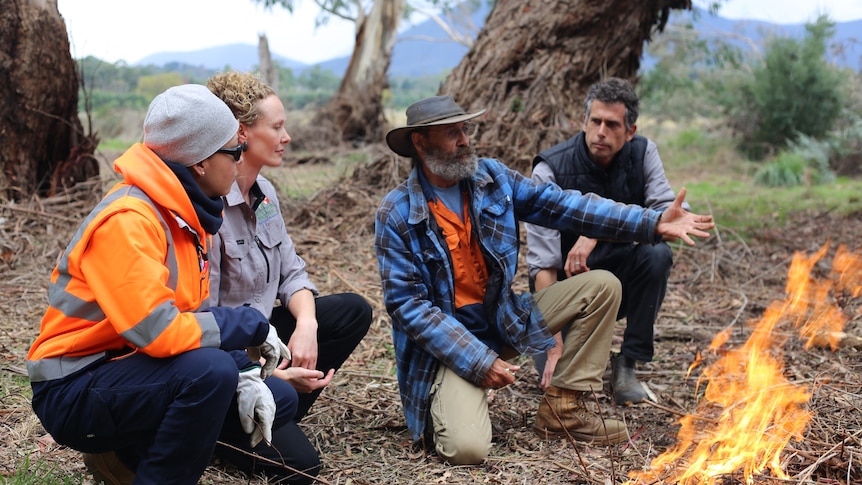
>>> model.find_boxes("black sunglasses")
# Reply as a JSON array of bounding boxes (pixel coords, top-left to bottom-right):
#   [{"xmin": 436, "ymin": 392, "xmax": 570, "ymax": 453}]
[{"xmin": 215, "ymin": 142, "xmax": 247, "ymax": 162}]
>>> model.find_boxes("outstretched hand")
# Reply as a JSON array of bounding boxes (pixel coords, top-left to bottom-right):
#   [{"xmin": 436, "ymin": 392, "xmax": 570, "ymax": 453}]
[{"xmin": 656, "ymin": 187, "xmax": 714, "ymax": 245}]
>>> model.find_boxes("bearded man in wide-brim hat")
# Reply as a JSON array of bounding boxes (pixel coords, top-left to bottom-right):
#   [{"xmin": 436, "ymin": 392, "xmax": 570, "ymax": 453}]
[{"xmin": 373, "ymin": 95, "xmax": 714, "ymax": 465}]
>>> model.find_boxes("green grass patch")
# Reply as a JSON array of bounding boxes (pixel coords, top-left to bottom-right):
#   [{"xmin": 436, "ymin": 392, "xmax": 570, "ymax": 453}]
[
  {"xmin": 645, "ymin": 123, "xmax": 862, "ymax": 240},
  {"xmin": 646, "ymin": 121, "xmax": 862, "ymax": 241},
  {"xmin": 683, "ymin": 177, "xmax": 862, "ymax": 239},
  {"xmin": 3, "ymin": 454, "xmax": 85, "ymax": 485},
  {"xmin": 96, "ymin": 138, "xmax": 131, "ymax": 152}
]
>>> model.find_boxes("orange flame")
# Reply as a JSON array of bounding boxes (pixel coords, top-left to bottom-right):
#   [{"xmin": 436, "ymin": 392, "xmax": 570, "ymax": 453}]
[{"xmin": 627, "ymin": 242, "xmax": 860, "ymax": 484}]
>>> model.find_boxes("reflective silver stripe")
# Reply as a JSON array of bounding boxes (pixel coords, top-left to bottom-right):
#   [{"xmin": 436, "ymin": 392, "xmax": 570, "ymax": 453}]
[
  {"xmin": 51, "ymin": 187, "xmax": 178, "ymax": 321},
  {"xmin": 197, "ymin": 311, "xmax": 221, "ymax": 348},
  {"xmin": 29, "ymin": 311, "xmax": 221, "ymax": 382},
  {"xmin": 50, "ymin": 188, "xmax": 133, "ymax": 322},
  {"xmin": 120, "ymin": 300, "xmax": 178, "ymax": 348},
  {"xmin": 27, "ymin": 353, "xmax": 106, "ymax": 382},
  {"xmin": 47, "ymin": 280, "xmax": 104, "ymax": 321},
  {"xmin": 32, "ymin": 186, "xmax": 188, "ymax": 381}
]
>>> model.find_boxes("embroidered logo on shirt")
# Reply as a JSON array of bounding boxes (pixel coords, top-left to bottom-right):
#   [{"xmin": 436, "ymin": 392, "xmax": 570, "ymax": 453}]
[{"xmin": 255, "ymin": 196, "xmax": 278, "ymax": 223}]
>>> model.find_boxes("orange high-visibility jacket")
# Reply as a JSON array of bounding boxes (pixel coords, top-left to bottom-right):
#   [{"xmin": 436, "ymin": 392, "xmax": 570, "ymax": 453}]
[{"xmin": 28, "ymin": 144, "xmax": 234, "ymax": 382}]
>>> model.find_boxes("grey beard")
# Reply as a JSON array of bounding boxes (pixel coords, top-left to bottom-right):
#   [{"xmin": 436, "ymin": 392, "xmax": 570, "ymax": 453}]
[{"xmin": 424, "ymin": 146, "xmax": 478, "ymax": 182}]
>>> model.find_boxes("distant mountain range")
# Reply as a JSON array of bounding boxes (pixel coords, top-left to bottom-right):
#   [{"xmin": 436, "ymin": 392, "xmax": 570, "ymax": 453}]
[{"xmin": 136, "ymin": 6, "xmax": 862, "ymax": 76}]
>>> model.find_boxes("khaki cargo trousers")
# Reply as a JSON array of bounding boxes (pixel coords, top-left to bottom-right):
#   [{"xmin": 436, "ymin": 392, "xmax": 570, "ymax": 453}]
[{"xmin": 428, "ymin": 269, "xmax": 621, "ymax": 464}]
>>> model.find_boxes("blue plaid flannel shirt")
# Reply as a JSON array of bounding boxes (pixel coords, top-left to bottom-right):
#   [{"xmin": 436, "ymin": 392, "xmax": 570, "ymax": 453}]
[{"xmin": 374, "ymin": 158, "xmax": 661, "ymax": 442}]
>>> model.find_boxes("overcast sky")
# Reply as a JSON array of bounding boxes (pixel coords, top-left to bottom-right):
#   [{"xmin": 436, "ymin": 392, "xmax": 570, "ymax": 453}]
[{"xmin": 58, "ymin": 0, "xmax": 862, "ymax": 65}]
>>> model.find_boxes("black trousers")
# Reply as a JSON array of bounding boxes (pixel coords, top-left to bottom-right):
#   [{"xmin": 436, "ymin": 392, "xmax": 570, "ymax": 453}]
[
  {"xmin": 270, "ymin": 292, "xmax": 373, "ymax": 420},
  {"xmin": 217, "ymin": 292, "xmax": 372, "ymax": 484},
  {"xmin": 588, "ymin": 241, "xmax": 672, "ymax": 362}
]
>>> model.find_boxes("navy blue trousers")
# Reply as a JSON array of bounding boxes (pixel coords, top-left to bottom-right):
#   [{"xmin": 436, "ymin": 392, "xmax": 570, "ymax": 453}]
[{"xmin": 31, "ymin": 348, "xmax": 238, "ymax": 485}]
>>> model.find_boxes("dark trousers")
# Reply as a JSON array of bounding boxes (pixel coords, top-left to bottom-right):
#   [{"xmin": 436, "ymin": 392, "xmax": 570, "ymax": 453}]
[
  {"xmin": 270, "ymin": 292, "xmax": 372, "ymax": 420},
  {"xmin": 532, "ymin": 241, "xmax": 672, "ymax": 374},
  {"xmin": 216, "ymin": 292, "xmax": 372, "ymax": 483},
  {"xmin": 216, "ymin": 376, "xmax": 320, "ymax": 484},
  {"xmin": 588, "ymin": 241, "xmax": 672, "ymax": 362},
  {"xmin": 31, "ymin": 348, "xmax": 238, "ymax": 485}
]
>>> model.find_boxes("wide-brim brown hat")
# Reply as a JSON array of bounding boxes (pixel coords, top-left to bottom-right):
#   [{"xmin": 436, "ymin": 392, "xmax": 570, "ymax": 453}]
[{"xmin": 385, "ymin": 96, "xmax": 486, "ymax": 157}]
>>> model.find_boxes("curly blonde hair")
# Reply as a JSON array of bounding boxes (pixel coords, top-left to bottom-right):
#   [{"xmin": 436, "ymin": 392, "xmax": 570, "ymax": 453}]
[{"xmin": 206, "ymin": 71, "xmax": 275, "ymax": 126}]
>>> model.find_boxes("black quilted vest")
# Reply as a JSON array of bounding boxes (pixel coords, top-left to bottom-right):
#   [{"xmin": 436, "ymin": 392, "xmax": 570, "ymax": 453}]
[{"xmin": 533, "ymin": 132, "xmax": 648, "ymax": 279}]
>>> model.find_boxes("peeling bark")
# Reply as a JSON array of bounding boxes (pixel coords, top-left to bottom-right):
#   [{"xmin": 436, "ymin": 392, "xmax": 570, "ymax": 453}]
[
  {"xmin": 0, "ymin": 0, "xmax": 98, "ymax": 199},
  {"xmin": 314, "ymin": 0, "xmax": 405, "ymax": 145},
  {"xmin": 441, "ymin": 0, "xmax": 691, "ymax": 173}
]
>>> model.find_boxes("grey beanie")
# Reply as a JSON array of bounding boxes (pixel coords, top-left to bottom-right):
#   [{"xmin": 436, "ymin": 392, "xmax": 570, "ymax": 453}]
[{"xmin": 143, "ymin": 84, "xmax": 239, "ymax": 167}]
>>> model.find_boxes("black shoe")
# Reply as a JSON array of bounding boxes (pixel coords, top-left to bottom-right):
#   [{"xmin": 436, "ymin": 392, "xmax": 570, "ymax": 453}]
[{"xmin": 612, "ymin": 354, "xmax": 648, "ymax": 405}]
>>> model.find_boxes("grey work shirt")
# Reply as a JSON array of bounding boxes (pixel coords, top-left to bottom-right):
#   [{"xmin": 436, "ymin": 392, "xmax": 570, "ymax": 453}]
[
  {"xmin": 525, "ymin": 138, "xmax": 686, "ymax": 278},
  {"xmin": 209, "ymin": 176, "xmax": 318, "ymax": 319}
]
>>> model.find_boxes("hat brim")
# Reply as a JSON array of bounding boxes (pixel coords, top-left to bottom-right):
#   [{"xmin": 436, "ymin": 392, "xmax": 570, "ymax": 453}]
[{"xmin": 385, "ymin": 109, "xmax": 486, "ymax": 158}]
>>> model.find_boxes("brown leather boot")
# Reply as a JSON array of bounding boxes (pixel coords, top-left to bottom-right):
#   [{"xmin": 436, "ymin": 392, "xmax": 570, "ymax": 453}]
[
  {"xmin": 533, "ymin": 385, "xmax": 629, "ymax": 444},
  {"xmin": 83, "ymin": 451, "xmax": 135, "ymax": 485}
]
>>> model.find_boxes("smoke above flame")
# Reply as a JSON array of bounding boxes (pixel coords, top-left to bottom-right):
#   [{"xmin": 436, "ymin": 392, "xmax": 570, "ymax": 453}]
[{"xmin": 627, "ymin": 242, "xmax": 861, "ymax": 484}]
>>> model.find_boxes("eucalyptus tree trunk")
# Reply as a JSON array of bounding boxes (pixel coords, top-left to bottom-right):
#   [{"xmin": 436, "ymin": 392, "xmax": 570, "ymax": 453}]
[
  {"xmin": 0, "ymin": 0, "xmax": 98, "ymax": 199},
  {"xmin": 316, "ymin": 0, "xmax": 405, "ymax": 144},
  {"xmin": 258, "ymin": 34, "xmax": 279, "ymax": 93},
  {"xmin": 441, "ymin": 0, "xmax": 691, "ymax": 173}
]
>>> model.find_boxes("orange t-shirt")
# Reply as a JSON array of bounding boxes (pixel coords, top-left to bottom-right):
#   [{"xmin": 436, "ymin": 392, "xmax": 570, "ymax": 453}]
[{"xmin": 428, "ymin": 195, "xmax": 488, "ymax": 309}]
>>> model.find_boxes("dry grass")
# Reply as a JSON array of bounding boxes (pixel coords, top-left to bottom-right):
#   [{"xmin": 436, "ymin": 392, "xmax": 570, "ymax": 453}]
[{"xmin": 1, "ymin": 145, "xmax": 860, "ymax": 484}]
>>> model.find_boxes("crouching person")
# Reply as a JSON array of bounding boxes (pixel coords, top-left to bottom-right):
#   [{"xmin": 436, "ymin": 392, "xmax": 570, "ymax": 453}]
[
  {"xmin": 374, "ymin": 96, "xmax": 714, "ymax": 463},
  {"xmin": 26, "ymin": 84, "xmax": 292, "ymax": 485}
]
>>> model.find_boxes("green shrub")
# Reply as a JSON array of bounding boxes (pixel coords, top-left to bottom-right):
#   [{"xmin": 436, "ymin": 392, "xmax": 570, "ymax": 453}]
[
  {"xmin": 754, "ymin": 152, "xmax": 813, "ymax": 187},
  {"xmin": 788, "ymin": 133, "xmax": 835, "ymax": 183},
  {"xmin": 667, "ymin": 127, "xmax": 708, "ymax": 150},
  {"xmin": 639, "ymin": 20, "xmax": 746, "ymax": 121},
  {"xmin": 725, "ymin": 16, "xmax": 846, "ymax": 159},
  {"xmin": 827, "ymin": 112, "xmax": 862, "ymax": 176}
]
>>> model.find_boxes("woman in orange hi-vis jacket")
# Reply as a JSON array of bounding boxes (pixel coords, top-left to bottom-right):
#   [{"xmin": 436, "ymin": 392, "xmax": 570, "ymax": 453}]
[{"xmin": 27, "ymin": 84, "xmax": 291, "ymax": 485}]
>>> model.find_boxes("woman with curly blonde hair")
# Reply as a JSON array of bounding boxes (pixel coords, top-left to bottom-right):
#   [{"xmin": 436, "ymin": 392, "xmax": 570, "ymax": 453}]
[{"xmin": 206, "ymin": 71, "xmax": 372, "ymax": 484}]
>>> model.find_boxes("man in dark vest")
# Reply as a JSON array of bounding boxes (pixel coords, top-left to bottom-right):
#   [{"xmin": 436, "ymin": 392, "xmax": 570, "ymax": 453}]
[{"xmin": 525, "ymin": 77, "xmax": 690, "ymax": 405}]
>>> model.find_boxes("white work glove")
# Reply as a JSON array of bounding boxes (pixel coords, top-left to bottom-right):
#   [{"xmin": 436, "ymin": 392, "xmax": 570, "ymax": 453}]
[
  {"xmin": 252, "ymin": 325, "xmax": 291, "ymax": 380},
  {"xmin": 236, "ymin": 368, "xmax": 276, "ymax": 448}
]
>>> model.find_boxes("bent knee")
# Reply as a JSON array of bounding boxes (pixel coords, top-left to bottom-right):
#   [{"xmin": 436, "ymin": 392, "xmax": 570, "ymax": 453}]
[
  {"xmin": 185, "ymin": 349, "xmax": 237, "ymax": 387},
  {"xmin": 590, "ymin": 269, "xmax": 622, "ymax": 295},
  {"xmin": 435, "ymin": 432, "xmax": 491, "ymax": 465},
  {"xmin": 640, "ymin": 243, "xmax": 674, "ymax": 271},
  {"xmin": 349, "ymin": 294, "xmax": 373, "ymax": 325},
  {"xmin": 333, "ymin": 293, "xmax": 373, "ymax": 329}
]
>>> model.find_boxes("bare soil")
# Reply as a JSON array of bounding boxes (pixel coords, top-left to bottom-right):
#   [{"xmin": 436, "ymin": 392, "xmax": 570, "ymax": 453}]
[{"xmin": 1, "ymin": 147, "xmax": 859, "ymax": 484}]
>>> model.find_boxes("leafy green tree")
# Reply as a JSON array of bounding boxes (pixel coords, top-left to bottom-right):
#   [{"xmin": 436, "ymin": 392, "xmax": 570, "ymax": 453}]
[
  {"xmin": 639, "ymin": 21, "xmax": 748, "ymax": 122},
  {"xmin": 727, "ymin": 16, "xmax": 846, "ymax": 159},
  {"xmin": 135, "ymin": 73, "xmax": 187, "ymax": 101}
]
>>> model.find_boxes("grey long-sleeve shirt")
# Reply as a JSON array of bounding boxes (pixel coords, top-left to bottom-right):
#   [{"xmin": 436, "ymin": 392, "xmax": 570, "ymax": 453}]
[
  {"xmin": 525, "ymin": 138, "xmax": 684, "ymax": 278},
  {"xmin": 209, "ymin": 176, "xmax": 317, "ymax": 318}
]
